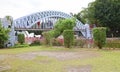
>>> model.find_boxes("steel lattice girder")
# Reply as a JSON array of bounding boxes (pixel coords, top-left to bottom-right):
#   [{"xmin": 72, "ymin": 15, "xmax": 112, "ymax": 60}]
[{"xmin": 13, "ymin": 10, "xmax": 86, "ymax": 36}]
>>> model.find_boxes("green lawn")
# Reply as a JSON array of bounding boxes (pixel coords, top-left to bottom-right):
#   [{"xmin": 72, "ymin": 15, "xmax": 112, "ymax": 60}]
[{"xmin": 0, "ymin": 46, "xmax": 120, "ymax": 72}]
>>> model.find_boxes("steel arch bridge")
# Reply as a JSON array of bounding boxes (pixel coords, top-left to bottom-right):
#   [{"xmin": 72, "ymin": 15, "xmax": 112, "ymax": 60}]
[{"xmin": 13, "ymin": 10, "xmax": 87, "ymax": 37}]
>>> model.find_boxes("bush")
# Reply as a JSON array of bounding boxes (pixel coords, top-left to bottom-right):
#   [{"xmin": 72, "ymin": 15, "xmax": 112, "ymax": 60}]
[
  {"xmin": 30, "ymin": 40, "xmax": 41, "ymax": 46},
  {"xmin": 63, "ymin": 30, "xmax": 74, "ymax": 48},
  {"xmin": 18, "ymin": 34, "xmax": 25, "ymax": 44},
  {"xmin": 42, "ymin": 31, "xmax": 52, "ymax": 46},
  {"xmin": 92, "ymin": 27, "xmax": 106, "ymax": 49}
]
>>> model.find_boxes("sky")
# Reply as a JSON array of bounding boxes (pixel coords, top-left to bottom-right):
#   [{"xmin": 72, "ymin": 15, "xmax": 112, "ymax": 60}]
[{"xmin": 0, "ymin": 0, "xmax": 95, "ymax": 19}]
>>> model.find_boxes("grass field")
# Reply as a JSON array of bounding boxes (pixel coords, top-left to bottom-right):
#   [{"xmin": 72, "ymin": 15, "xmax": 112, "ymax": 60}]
[{"xmin": 0, "ymin": 46, "xmax": 120, "ymax": 72}]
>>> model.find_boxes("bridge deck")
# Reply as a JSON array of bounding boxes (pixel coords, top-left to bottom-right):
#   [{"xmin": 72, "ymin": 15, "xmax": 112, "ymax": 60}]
[
  {"xmin": 15, "ymin": 28, "xmax": 85, "ymax": 32},
  {"xmin": 15, "ymin": 28, "xmax": 52, "ymax": 31}
]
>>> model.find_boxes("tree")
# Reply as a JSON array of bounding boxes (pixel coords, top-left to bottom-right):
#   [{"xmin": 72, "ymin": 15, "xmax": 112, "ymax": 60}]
[
  {"xmin": 92, "ymin": 27, "xmax": 106, "ymax": 49},
  {"xmin": 5, "ymin": 16, "xmax": 13, "ymax": 24},
  {"xmin": 54, "ymin": 18, "xmax": 76, "ymax": 37},
  {"xmin": 78, "ymin": 0, "xmax": 120, "ymax": 37},
  {"xmin": 42, "ymin": 18, "xmax": 76, "ymax": 46},
  {"xmin": 94, "ymin": 0, "xmax": 120, "ymax": 37},
  {"xmin": 73, "ymin": 13, "xmax": 86, "ymax": 24},
  {"xmin": 74, "ymin": 1, "xmax": 96, "ymax": 24},
  {"xmin": 0, "ymin": 21, "xmax": 10, "ymax": 48}
]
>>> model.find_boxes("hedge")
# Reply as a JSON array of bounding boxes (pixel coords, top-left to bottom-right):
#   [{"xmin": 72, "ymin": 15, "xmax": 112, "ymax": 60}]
[
  {"xmin": 18, "ymin": 34, "xmax": 25, "ymax": 44},
  {"xmin": 92, "ymin": 27, "xmax": 106, "ymax": 49},
  {"xmin": 63, "ymin": 30, "xmax": 74, "ymax": 48}
]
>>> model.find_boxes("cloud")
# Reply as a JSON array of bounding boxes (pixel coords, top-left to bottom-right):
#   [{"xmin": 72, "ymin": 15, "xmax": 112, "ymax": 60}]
[{"xmin": 0, "ymin": 0, "xmax": 94, "ymax": 19}]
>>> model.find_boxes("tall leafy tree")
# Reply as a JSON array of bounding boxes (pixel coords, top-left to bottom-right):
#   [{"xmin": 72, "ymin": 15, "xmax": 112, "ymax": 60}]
[
  {"xmin": 94, "ymin": 0, "xmax": 120, "ymax": 37},
  {"xmin": 77, "ymin": 0, "xmax": 120, "ymax": 37},
  {"xmin": 74, "ymin": 2, "xmax": 96, "ymax": 24},
  {"xmin": 73, "ymin": 13, "xmax": 86, "ymax": 24},
  {"xmin": 53, "ymin": 18, "xmax": 76, "ymax": 37}
]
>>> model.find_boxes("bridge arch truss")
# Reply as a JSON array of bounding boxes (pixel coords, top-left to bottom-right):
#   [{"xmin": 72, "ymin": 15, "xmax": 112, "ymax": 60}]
[{"xmin": 13, "ymin": 10, "xmax": 86, "ymax": 37}]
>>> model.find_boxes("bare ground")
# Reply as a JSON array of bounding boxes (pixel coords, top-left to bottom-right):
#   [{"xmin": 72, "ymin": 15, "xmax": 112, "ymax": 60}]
[
  {"xmin": 0, "ymin": 66, "xmax": 11, "ymax": 71},
  {"xmin": 65, "ymin": 65, "xmax": 92, "ymax": 72},
  {"xmin": 0, "ymin": 51, "xmax": 99, "ymax": 60},
  {"xmin": 0, "ymin": 50, "xmax": 100, "ymax": 72}
]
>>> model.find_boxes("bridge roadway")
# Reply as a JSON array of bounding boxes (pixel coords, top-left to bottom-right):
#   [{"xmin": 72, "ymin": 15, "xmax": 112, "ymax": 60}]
[
  {"xmin": 15, "ymin": 28, "xmax": 86, "ymax": 32},
  {"xmin": 15, "ymin": 28, "xmax": 52, "ymax": 31}
]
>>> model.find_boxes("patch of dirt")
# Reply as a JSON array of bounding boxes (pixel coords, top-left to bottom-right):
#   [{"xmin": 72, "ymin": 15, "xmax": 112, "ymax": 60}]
[
  {"xmin": 14, "ymin": 53, "xmax": 37, "ymax": 60},
  {"xmin": 34, "ymin": 51, "xmax": 99, "ymax": 60},
  {"xmin": 0, "ymin": 66, "xmax": 11, "ymax": 71},
  {"xmin": 0, "ymin": 51, "xmax": 100, "ymax": 60},
  {"xmin": 0, "ymin": 55, "xmax": 6, "ymax": 60},
  {"xmin": 65, "ymin": 65, "xmax": 92, "ymax": 72}
]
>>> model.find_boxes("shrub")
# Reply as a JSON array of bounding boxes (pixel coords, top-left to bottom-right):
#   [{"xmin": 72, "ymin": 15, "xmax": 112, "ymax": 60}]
[
  {"xmin": 18, "ymin": 34, "xmax": 25, "ymax": 44},
  {"xmin": 42, "ymin": 31, "xmax": 53, "ymax": 46},
  {"xmin": 92, "ymin": 27, "xmax": 106, "ymax": 49},
  {"xmin": 53, "ymin": 30, "xmax": 61, "ymax": 38},
  {"xmin": 63, "ymin": 30, "xmax": 74, "ymax": 48}
]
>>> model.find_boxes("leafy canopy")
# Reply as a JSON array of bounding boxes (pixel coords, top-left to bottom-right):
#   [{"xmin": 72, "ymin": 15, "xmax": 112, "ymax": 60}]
[{"xmin": 53, "ymin": 18, "xmax": 76, "ymax": 37}]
